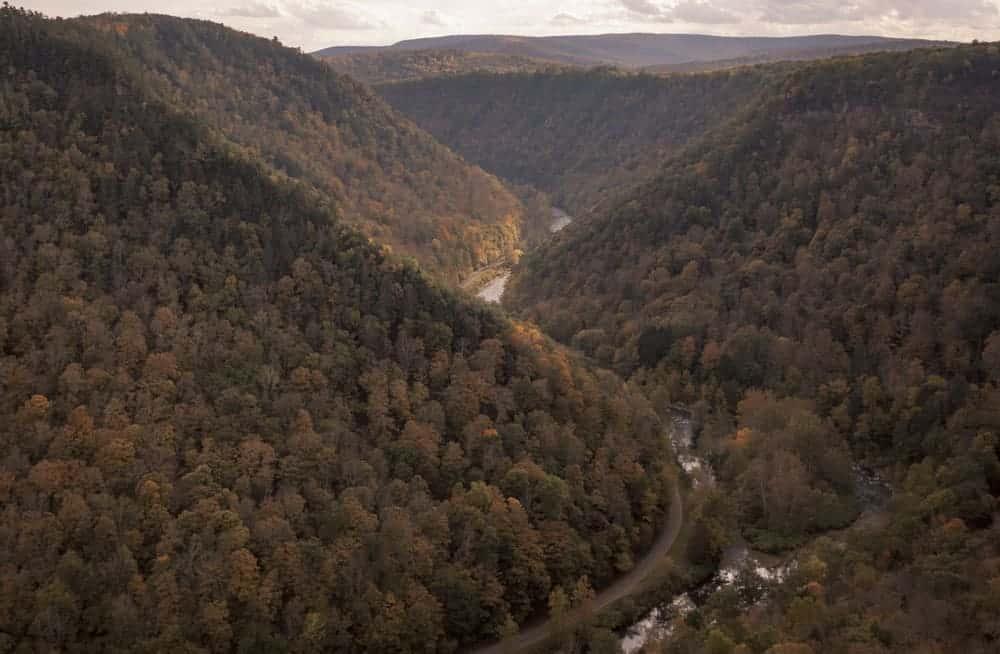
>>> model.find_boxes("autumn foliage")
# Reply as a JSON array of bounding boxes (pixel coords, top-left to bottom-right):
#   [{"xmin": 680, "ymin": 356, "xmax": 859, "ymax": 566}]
[{"xmin": 0, "ymin": 8, "xmax": 675, "ymax": 652}]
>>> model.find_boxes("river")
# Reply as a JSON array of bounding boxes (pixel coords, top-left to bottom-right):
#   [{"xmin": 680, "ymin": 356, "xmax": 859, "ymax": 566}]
[
  {"xmin": 550, "ymin": 207, "xmax": 573, "ymax": 232},
  {"xmin": 471, "ymin": 203, "xmax": 889, "ymax": 651},
  {"xmin": 475, "ymin": 207, "xmax": 573, "ymax": 304}
]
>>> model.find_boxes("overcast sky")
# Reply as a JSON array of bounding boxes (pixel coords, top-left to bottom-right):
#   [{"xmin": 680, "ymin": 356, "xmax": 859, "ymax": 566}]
[{"xmin": 22, "ymin": 1, "xmax": 1000, "ymax": 51}]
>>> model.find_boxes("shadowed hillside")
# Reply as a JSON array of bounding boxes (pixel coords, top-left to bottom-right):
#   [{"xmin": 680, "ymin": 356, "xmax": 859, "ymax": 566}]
[{"xmin": 380, "ymin": 68, "xmax": 769, "ymax": 216}]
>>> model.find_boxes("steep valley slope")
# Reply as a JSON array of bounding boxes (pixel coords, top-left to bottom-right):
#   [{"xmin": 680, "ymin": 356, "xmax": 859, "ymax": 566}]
[{"xmin": 76, "ymin": 13, "xmax": 544, "ymax": 284}]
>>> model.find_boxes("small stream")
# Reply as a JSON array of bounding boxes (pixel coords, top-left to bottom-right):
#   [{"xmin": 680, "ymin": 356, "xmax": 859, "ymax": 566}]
[{"xmin": 476, "ymin": 207, "xmax": 573, "ymax": 303}]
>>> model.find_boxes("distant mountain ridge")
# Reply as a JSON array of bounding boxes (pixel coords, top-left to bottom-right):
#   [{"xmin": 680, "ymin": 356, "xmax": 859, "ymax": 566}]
[
  {"xmin": 314, "ymin": 33, "xmax": 951, "ymax": 69},
  {"xmin": 321, "ymin": 49, "xmax": 570, "ymax": 85},
  {"xmin": 645, "ymin": 38, "xmax": 960, "ymax": 73}
]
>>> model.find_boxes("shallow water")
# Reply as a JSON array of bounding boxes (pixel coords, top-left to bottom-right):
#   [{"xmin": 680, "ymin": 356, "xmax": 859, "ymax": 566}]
[
  {"xmin": 621, "ymin": 594, "xmax": 694, "ymax": 654},
  {"xmin": 550, "ymin": 207, "xmax": 573, "ymax": 232},
  {"xmin": 477, "ymin": 272, "xmax": 511, "ymax": 303}
]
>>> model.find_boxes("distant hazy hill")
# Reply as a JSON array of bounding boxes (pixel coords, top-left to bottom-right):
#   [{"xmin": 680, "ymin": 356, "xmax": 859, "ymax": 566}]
[
  {"xmin": 644, "ymin": 37, "xmax": 955, "ymax": 73},
  {"xmin": 321, "ymin": 48, "xmax": 570, "ymax": 85},
  {"xmin": 315, "ymin": 33, "xmax": 950, "ymax": 69}
]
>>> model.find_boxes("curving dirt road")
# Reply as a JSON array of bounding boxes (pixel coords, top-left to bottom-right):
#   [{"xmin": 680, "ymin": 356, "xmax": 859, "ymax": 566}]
[{"xmin": 467, "ymin": 481, "xmax": 684, "ymax": 654}]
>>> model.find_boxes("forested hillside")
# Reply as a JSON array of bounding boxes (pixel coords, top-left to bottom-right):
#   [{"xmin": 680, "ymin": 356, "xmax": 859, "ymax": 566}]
[
  {"xmin": 380, "ymin": 69, "xmax": 767, "ymax": 216},
  {"xmin": 75, "ymin": 14, "xmax": 537, "ymax": 283},
  {"xmin": 320, "ymin": 49, "xmax": 568, "ymax": 85},
  {"xmin": 0, "ymin": 8, "xmax": 676, "ymax": 652},
  {"xmin": 506, "ymin": 43, "xmax": 1000, "ymax": 652}
]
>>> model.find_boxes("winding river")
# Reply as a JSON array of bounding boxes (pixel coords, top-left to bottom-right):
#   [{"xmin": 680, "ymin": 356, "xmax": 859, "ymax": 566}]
[{"xmin": 476, "ymin": 207, "xmax": 573, "ymax": 304}]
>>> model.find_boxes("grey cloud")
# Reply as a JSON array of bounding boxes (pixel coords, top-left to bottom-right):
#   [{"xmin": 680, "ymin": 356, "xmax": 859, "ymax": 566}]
[
  {"xmin": 883, "ymin": 0, "xmax": 998, "ymax": 22},
  {"xmin": 620, "ymin": 0, "xmax": 664, "ymax": 17},
  {"xmin": 221, "ymin": 2, "xmax": 281, "ymax": 18},
  {"xmin": 283, "ymin": 2, "xmax": 379, "ymax": 30},
  {"xmin": 670, "ymin": 1, "xmax": 740, "ymax": 24},
  {"xmin": 746, "ymin": 1, "xmax": 998, "ymax": 25},
  {"xmin": 616, "ymin": 0, "xmax": 999, "ymax": 27},
  {"xmin": 618, "ymin": 0, "xmax": 740, "ymax": 24},
  {"xmin": 754, "ymin": 1, "xmax": 867, "ymax": 24},
  {"xmin": 551, "ymin": 12, "xmax": 587, "ymax": 26},
  {"xmin": 420, "ymin": 10, "xmax": 446, "ymax": 27}
]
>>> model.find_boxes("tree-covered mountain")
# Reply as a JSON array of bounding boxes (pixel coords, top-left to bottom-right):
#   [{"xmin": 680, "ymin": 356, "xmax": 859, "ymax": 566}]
[
  {"xmin": 0, "ymin": 8, "xmax": 677, "ymax": 652},
  {"xmin": 320, "ymin": 48, "xmax": 570, "ymax": 85},
  {"xmin": 315, "ymin": 33, "xmax": 947, "ymax": 69},
  {"xmin": 505, "ymin": 43, "xmax": 1000, "ymax": 651},
  {"xmin": 75, "ymin": 13, "xmax": 539, "ymax": 284},
  {"xmin": 379, "ymin": 68, "xmax": 769, "ymax": 217}
]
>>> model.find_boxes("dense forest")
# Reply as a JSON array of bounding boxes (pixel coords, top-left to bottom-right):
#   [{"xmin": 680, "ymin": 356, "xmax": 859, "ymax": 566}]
[
  {"xmin": 74, "ymin": 13, "xmax": 540, "ymax": 284},
  {"xmin": 379, "ymin": 69, "xmax": 768, "ymax": 217},
  {"xmin": 503, "ymin": 43, "xmax": 1000, "ymax": 652},
  {"xmin": 0, "ymin": 8, "xmax": 678, "ymax": 652},
  {"xmin": 6, "ymin": 3, "xmax": 1000, "ymax": 653}
]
